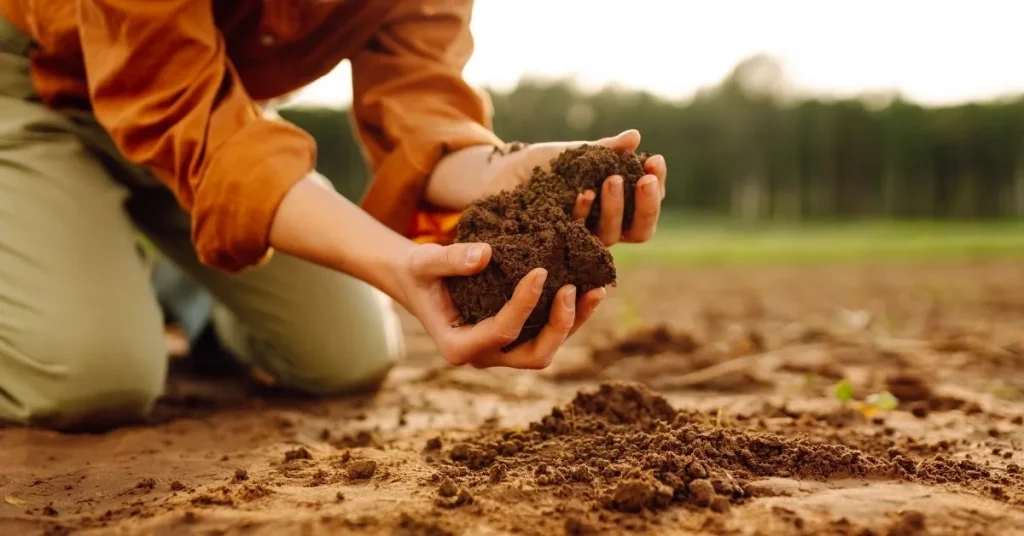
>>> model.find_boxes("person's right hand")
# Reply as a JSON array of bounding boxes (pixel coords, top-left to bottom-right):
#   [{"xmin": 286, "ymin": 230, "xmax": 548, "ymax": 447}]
[{"xmin": 392, "ymin": 242, "xmax": 606, "ymax": 369}]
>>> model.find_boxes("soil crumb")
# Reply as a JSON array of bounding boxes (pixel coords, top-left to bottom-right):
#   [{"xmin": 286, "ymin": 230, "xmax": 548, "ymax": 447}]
[
  {"xmin": 330, "ymin": 430, "xmax": 379, "ymax": 449},
  {"xmin": 347, "ymin": 460, "xmax": 378, "ymax": 481},
  {"xmin": 437, "ymin": 477, "xmax": 459, "ymax": 498},
  {"xmin": 446, "ymin": 145, "xmax": 648, "ymax": 349},
  {"xmin": 283, "ymin": 447, "xmax": 312, "ymax": 462},
  {"xmin": 435, "ymin": 488, "xmax": 474, "ymax": 509}
]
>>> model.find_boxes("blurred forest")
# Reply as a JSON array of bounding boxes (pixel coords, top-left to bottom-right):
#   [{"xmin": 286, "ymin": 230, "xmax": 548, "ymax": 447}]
[{"xmin": 280, "ymin": 55, "xmax": 1024, "ymax": 221}]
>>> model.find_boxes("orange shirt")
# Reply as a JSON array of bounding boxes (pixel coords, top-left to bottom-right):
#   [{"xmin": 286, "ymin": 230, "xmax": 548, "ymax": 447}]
[{"xmin": 0, "ymin": 0, "xmax": 501, "ymax": 272}]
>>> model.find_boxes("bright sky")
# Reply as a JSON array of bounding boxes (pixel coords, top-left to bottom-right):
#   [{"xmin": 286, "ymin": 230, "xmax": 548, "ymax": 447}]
[{"xmin": 293, "ymin": 0, "xmax": 1024, "ymax": 107}]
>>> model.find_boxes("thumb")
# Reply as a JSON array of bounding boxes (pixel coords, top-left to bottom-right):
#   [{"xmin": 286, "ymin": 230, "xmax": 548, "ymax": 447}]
[
  {"xmin": 410, "ymin": 242, "xmax": 492, "ymax": 279},
  {"xmin": 597, "ymin": 129, "xmax": 641, "ymax": 152}
]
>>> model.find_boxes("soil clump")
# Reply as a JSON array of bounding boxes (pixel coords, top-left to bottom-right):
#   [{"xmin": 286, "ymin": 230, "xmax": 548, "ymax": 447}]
[{"xmin": 446, "ymin": 145, "xmax": 649, "ymax": 349}]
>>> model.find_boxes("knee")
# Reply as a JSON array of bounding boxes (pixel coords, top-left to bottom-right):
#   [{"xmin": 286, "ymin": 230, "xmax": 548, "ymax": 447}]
[
  {"xmin": 1, "ymin": 319, "xmax": 166, "ymax": 430},
  {"xmin": 255, "ymin": 288, "xmax": 405, "ymax": 395}
]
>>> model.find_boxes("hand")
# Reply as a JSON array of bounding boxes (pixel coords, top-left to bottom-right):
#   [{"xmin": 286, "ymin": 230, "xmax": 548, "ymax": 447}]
[
  {"xmin": 479, "ymin": 130, "xmax": 668, "ymax": 246},
  {"xmin": 392, "ymin": 241, "xmax": 606, "ymax": 369}
]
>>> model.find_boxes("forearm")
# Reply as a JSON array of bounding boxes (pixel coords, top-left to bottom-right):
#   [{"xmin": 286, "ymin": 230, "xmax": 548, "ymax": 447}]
[
  {"xmin": 424, "ymin": 145, "xmax": 496, "ymax": 210},
  {"xmin": 268, "ymin": 175, "xmax": 415, "ymax": 301}
]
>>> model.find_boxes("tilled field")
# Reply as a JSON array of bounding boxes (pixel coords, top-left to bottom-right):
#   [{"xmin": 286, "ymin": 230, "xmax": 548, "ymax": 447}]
[{"xmin": 2, "ymin": 259, "xmax": 1023, "ymax": 535}]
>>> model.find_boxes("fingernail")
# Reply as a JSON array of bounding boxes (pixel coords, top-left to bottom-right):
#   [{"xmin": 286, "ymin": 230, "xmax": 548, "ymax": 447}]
[
  {"xmin": 609, "ymin": 176, "xmax": 623, "ymax": 198},
  {"xmin": 642, "ymin": 177, "xmax": 659, "ymax": 197},
  {"xmin": 534, "ymin": 269, "xmax": 547, "ymax": 292},
  {"xmin": 564, "ymin": 287, "xmax": 577, "ymax": 308},
  {"xmin": 466, "ymin": 244, "xmax": 482, "ymax": 266},
  {"xmin": 594, "ymin": 287, "xmax": 607, "ymax": 301}
]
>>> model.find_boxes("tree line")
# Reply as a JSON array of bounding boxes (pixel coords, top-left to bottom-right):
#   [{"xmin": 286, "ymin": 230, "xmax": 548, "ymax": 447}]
[{"xmin": 280, "ymin": 55, "xmax": 1024, "ymax": 221}]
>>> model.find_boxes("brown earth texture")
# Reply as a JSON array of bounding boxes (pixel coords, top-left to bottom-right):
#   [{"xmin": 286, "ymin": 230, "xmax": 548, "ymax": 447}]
[{"xmin": 2, "ymin": 257, "xmax": 1024, "ymax": 535}]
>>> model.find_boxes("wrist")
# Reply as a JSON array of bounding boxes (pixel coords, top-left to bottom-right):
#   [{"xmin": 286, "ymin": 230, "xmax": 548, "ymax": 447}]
[
  {"xmin": 425, "ymin": 144, "xmax": 497, "ymax": 209},
  {"xmin": 268, "ymin": 174, "xmax": 417, "ymax": 302}
]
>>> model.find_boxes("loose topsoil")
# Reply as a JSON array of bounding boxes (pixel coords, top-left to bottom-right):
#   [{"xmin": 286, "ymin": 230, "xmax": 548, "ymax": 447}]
[
  {"xmin": 4, "ymin": 260, "xmax": 1024, "ymax": 535},
  {"xmin": 446, "ymin": 145, "xmax": 649, "ymax": 349}
]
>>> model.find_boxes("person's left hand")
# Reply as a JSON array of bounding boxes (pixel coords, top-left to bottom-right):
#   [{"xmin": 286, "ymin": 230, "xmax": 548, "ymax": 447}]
[
  {"xmin": 426, "ymin": 130, "xmax": 667, "ymax": 247},
  {"xmin": 479, "ymin": 129, "xmax": 667, "ymax": 246}
]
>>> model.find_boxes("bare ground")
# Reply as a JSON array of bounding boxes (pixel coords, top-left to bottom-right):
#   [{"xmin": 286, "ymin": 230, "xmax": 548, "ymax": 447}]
[{"xmin": 2, "ymin": 259, "xmax": 1024, "ymax": 535}]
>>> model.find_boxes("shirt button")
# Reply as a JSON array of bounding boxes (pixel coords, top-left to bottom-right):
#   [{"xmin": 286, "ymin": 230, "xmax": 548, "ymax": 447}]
[{"xmin": 260, "ymin": 34, "xmax": 276, "ymax": 46}]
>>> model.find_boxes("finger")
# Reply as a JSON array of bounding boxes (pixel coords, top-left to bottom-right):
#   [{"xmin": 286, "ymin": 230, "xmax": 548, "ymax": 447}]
[
  {"xmin": 572, "ymin": 190, "xmax": 595, "ymax": 221},
  {"xmin": 568, "ymin": 287, "xmax": 607, "ymax": 337},
  {"xmin": 597, "ymin": 129, "xmax": 641, "ymax": 152},
  {"xmin": 461, "ymin": 268, "xmax": 546, "ymax": 357},
  {"xmin": 473, "ymin": 285, "xmax": 577, "ymax": 369},
  {"xmin": 411, "ymin": 243, "xmax": 491, "ymax": 279},
  {"xmin": 596, "ymin": 176, "xmax": 624, "ymax": 245},
  {"xmin": 623, "ymin": 175, "xmax": 661, "ymax": 243},
  {"xmin": 644, "ymin": 154, "xmax": 667, "ymax": 199}
]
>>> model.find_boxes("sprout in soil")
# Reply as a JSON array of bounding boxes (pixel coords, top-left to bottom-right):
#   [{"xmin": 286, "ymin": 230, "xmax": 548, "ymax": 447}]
[
  {"xmin": 833, "ymin": 379, "xmax": 854, "ymax": 402},
  {"xmin": 833, "ymin": 379, "xmax": 900, "ymax": 417}
]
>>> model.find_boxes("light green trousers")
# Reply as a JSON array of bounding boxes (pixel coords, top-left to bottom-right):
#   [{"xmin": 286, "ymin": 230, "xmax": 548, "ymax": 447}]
[{"xmin": 0, "ymin": 16, "xmax": 403, "ymax": 430}]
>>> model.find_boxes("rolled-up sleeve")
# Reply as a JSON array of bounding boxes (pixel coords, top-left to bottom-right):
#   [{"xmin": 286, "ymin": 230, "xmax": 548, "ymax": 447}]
[
  {"xmin": 78, "ymin": 0, "xmax": 315, "ymax": 272},
  {"xmin": 350, "ymin": 0, "xmax": 502, "ymax": 243}
]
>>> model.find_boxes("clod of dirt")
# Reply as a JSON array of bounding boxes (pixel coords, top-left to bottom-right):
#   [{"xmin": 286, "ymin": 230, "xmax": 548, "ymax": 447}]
[
  {"xmin": 238, "ymin": 484, "xmax": 272, "ymax": 501},
  {"xmin": 548, "ymin": 145, "xmax": 650, "ymax": 231},
  {"xmin": 446, "ymin": 145, "xmax": 648, "ymax": 349},
  {"xmin": 435, "ymin": 488, "xmax": 474, "ymax": 509},
  {"xmin": 449, "ymin": 443, "xmax": 498, "ymax": 470},
  {"xmin": 330, "ymin": 430, "xmax": 379, "ymax": 449},
  {"xmin": 605, "ymin": 476, "xmax": 673, "ymax": 513},
  {"xmin": 425, "ymin": 437, "xmax": 442, "ymax": 451},
  {"xmin": 446, "ymin": 221, "xmax": 615, "ymax": 350},
  {"xmin": 307, "ymin": 469, "xmax": 331, "ymax": 487},
  {"xmin": 592, "ymin": 324, "xmax": 701, "ymax": 365},
  {"xmin": 41, "ymin": 504, "xmax": 59, "ymax": 517},
  {"xmin": 347, "ymin": 460, "xmax": 378, "ymax": 481},
  {"xmin": 489, "ymin": 462, "xmax": 508, "ymax": 483},
  {"xmin": 233, "ymin": 469, "xmax": 248, "ymax": 482},
  {"xmin": 437, "ymin": 477, "xmax": 459, "ymax": 498},
  {"xmin": 135, "ymin": 478, "xmax": 156, "ymax": 491},
  {"xmin": 687, "ymin": 479, "xmax": 716, "ymax": 508},
  {"xmin": 888, "ymin": 509, "xmax": 926, "ymax": 536},
  {"xmin": 283, "ymin": 447, "xmax": 312, "ymax": 462},
  {"xmin": 885, "ymin": 372, "xmax": 934, "ymax": 402},
  {"xmin": 169, "ymin": 480, "xmax": 186, "ymax": 492}
]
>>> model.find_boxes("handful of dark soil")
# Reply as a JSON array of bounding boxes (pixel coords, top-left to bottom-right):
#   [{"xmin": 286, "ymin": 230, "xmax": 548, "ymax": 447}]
[{"xmin": 445, "ymin": 144, "xmax": 650, "ymax": 351}]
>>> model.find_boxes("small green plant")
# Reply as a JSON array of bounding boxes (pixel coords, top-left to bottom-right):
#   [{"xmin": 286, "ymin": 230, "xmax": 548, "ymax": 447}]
[
  {"xmin": 833, "ymin": 379, "xmax": 899, "ymax": 417},
  {"xmin": 833, "ymin": 379, "xmax": 854, "ymax": 402}
]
